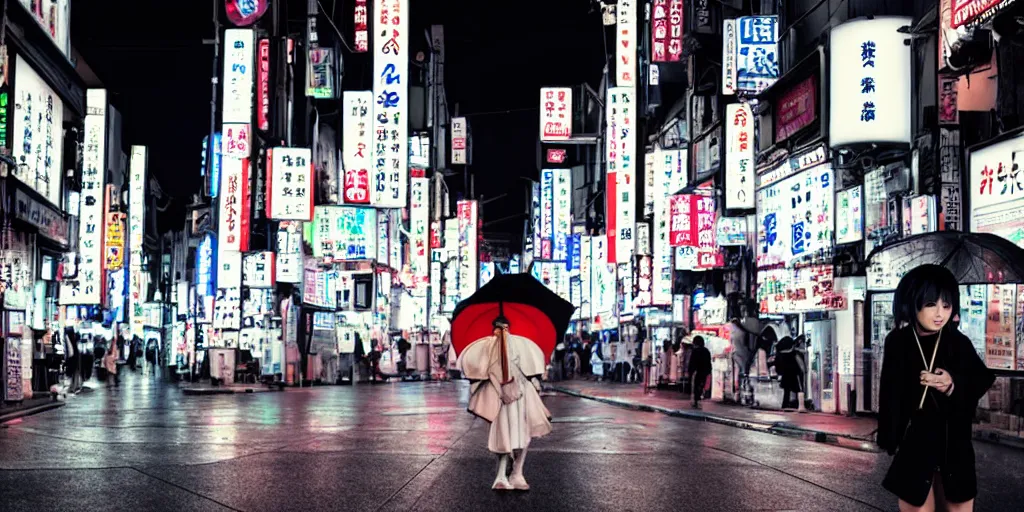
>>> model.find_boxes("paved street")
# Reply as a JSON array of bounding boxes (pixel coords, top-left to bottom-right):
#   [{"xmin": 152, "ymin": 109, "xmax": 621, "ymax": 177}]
[{"xmin": 2, "ymin": 373, "xmax": 1024, "ymax": 511}]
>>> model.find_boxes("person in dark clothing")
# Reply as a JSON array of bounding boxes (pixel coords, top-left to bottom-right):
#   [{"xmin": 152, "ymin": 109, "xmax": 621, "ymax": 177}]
[
  {"xmin": 688, "ymin": 336, "xmax": 712, "ymax": 409},
  {"xmin": 878, "ymin": 265, "xmax": 994, "ymax": 512},
  {"xmin": 127, "ymin": 336, "xmax": 139, "ymax": 371}
]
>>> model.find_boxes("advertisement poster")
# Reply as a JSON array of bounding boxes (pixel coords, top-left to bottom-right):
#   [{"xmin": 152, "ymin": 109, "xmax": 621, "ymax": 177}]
[
  {"xmin": 985, "ymin": 284, "xmax": 1016, "ymax": 370},
  {"xmin": 829, "ymin": 17, "xmax": 913, "ymax": 147},
  {"xmin": 756, "ymin": 164, "xmax": 835, "ymax": 268},
  {"xmin": 242, "ymin": 252, "xmax": 275, "ymax": 288},
  {"xmin": 213, "ymin": 287, "xmax": 242, "ymax": 330},
  {"xmin": 651, "ymin": 0, "xmax": 684, "ymax": 63},
  {"xmin": 311, "ymin": 206, "xmax": 377, "ymax": 261},
  {"xmin": 12, "ymin": 55, "xmax": 64, "ymax": 206},
  {"xmin": 725, "ymin": 103, "xmax": 755, "ymax": 209},
  {"xmin": 757, "ymin": 265, "xmax": 839, "ymax": 314}
]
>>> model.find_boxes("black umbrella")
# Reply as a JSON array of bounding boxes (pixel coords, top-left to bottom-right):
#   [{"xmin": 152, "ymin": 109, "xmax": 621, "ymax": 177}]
[
  {"xmin": 450, "ymin": 273, "xmax": 576, "ymax": 362},
  {"xmin": 866, "ymin": 231, "xmax": 1024, "ymax": 286}
]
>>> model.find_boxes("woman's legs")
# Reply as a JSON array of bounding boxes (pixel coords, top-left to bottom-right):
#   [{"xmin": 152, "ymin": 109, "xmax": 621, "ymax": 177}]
[
  {"xmin": 898, "ymin": 486, "xmax": 935, "ymax": 512},
  {"xmin": 492, "ymin": 454, "xmax": 512, "ymax": 490},
  {"xmin": 509, "ymin": 445, "xmax": 530, "ymax": 490}
]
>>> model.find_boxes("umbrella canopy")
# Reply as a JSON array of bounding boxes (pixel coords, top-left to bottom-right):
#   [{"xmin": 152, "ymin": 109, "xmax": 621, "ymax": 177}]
[
  {"xmin": 866, "ymin": 231, "xmax": 1024, "ymax": 288},
  {"xmin": 450, "ymin": 273, "xmax": 576, "ymax": 363}
]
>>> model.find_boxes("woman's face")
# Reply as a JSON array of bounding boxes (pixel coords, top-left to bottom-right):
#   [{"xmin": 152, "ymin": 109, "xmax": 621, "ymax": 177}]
[{"xmin": 916, "ymin": 298, "xmax": 953, "ymax": 333}]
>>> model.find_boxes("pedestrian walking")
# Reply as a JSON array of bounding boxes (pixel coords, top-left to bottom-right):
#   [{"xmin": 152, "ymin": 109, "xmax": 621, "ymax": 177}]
[
  {"xmin": 877, "ymin": 265, "xmax": 995, "ymax": 512},
  {"xmin": 688, "ymin": 336, "xmax": 712, "ymax": 409},
  {"xmin": 458, "ymin": 315, "xmax": 551, "ymax": 491},
  {"xmin": 103, "ymin": 341, "xmax": 120, "ymax": 388},
  {"xmin": 64, "ymin": 327, "xmax": 83, "ymax": 393},
  {"xmin": 127, "ymin": 336, "xmax": 139, "ymax": 372}
]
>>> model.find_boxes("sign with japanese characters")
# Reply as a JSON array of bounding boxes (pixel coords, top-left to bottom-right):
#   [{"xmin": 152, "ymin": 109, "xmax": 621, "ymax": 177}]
[
  {"xmin": 836, "ymin": 185, "xmax": 864, "ymax": 245},
  {"xmin": 275, "ymin": 222, "xmax": 303, "ymax": 283},
  {"xmin": 722, "ymin": 19, "xmax": 737, "ymax": 95},
  {"xmin": 756, "ymin": 164, "xmax": 835, "ymax": 268},
  {"xmin": 725, "ymin": 103, "xmax": 755, "ymax": 209},
  {"xmin": 968, "ymin": 132, "xmax": 1024, "ymax": 247},
  {"xmin": 372, "ymin": 0, "xmax": 409, "ymax": 207},
  {"xmin": 457, "ymin": 200, "xmax": 479, "ymax": 301},
  {"xmin": 606, "ymin": 87, "xmax": 636, "ymax": 264},
  {"xmin": 60, "ymin": 89, "xmax": 107, "ymax": 305},
  {"xmin": 354, "ymin": 0, "xmax": 369, "ymax": 52},
  {"xmin": 540, "ymin": 170, "xmax": 554, "ymax": 259},
  {"xmin": 218, "ymin": 158, "xmax": 251, "ymax": 252},
  {"xmin": 532, "ymin": 181, "xmax": 542, "ymax": 259},
  {"xmin": 243, "ymin": 251, "xmax": 275, "ymax": 288},
  {"xmin": 829, "ymin": 17, "xmax": 912, "ymax": 147},
  {"xmin": 451, "ymin": 116, "xmax": 468, "ymax": 164},
  {"xmin": 129, "ymin": 146, "xmax": 147, "ymax": 337},
  {"xmin": 552, "ymin": 169, "xmax": 572, "ymax": 261},
  {"xmin": 409, "ymin": 177, "xmax": 430, "ymax": 291},
  {"xmin": 651, "ymin": 0, "xmax": 683, "ymax": 63},
  {"xmin": 213, "ymin": 287, "xmax": 241, "ymax": 330},
  {"xmin": 342, "ymin": 91, "xmax": 373, "ymax": 204},
  {"xmin": 256, "ymin": 38, "xmax": 270, "ymax": 130},
  {"xmin": 267, "ymin": 147, "xmax": 314, "ymax": 220},
  {"xmin": 735, "ymin": 16, "xmax": 779, "ymax": 94},
  {"xmin": 312, "ymin": 206, "xmax": 378, "ymax": 261},
  {"xmin": 12, "ymin": 55, "xmax": 64, "ymax": 207},
  {"xmin": 539, "ymin": 87, "xmax": 572, "ymax": 141},
  {"xmin": 616, "ymin": 0, "xmax": 636, "ymax": 86},
  {"xmin": 222, "ymin": 123, "xmax": 250, "ymax": 158},
  {"xmin": 223, "ymin": 29, "xmax": 254, "ymax": 124}
]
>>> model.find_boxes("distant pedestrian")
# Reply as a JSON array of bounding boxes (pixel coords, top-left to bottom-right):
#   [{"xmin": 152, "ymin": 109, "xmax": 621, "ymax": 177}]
[
  {"xmin": 878, "ymin": 265, "xmax": 994, "ymax": 512},
  {"xmin": 104, "ymin": 341, "xmax": 120, "ymax": 388},
  {"xmin": 688, "ymin": 336, "xmax": 711, "ymax": 409},
  {"xmin": 127, "ymin": 336, "xmax": 139, "ymax": 372}
]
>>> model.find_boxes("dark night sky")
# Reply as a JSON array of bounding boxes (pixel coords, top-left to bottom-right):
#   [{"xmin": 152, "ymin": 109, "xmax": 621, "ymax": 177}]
[{"xmin": 70, "ymin": 1, "xmax": 606, "ymax": 240}]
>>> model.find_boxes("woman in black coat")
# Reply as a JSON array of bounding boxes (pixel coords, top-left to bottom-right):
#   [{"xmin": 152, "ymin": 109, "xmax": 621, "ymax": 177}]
[{"xmin": 877, "ymin": 265, "xmax": 995, "ymax": 512}]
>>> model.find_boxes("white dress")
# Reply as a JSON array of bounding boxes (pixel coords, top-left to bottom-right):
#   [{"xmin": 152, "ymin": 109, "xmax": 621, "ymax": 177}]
[{"xmin": 487, "ymin": 345, "xmax": 552, "ymax": 454}]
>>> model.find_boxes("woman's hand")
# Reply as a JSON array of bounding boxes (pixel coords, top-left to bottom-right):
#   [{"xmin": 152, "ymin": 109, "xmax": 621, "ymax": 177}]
[{"xmin": 921, "ymin": 369, "xmax": 954, "ymax": 395}]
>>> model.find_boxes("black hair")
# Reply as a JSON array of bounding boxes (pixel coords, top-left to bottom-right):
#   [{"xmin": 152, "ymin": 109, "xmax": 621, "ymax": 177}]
[
  {"xmin": 893, "ymin": 264, "xmax": 961, "ymax": 329},
  {"xmin": 492, "ymin": 315, "xmax": 510, "ymax": 329},
  {"xmin": 693, "ymin": 335, "xmax": 705, "ymax": 347}
]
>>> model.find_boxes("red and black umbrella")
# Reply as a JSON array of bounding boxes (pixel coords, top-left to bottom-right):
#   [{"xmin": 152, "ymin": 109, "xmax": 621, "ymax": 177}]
[{"xmin": 450, "ymin": 273, "xmax": 576, "ymax": 363}]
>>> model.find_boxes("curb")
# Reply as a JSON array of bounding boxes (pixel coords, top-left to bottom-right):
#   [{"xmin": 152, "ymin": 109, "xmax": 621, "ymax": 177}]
[
  {"xmin": 181, "ymin": 386, "xmax": 283, "ymax": 395},
  {"xmin": 0, "ymin": 401, "xmax": 66, "ymax": 424},
  {"xmin": 546, "ymin": 386, "xmax": 880, "ymax": 452}
]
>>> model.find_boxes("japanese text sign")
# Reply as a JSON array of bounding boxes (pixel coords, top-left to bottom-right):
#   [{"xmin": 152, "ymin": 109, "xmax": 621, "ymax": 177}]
[
  {"xmin": 312, "ymin": 206, "xmax": 378, "ymax": 261},
  {"xmin": 354, "ymin": 0, "xmax": 369, "ymax": 52},
  {"xmin": 222, "ymin": 123, "xmax": 250, "ymax": 158},
  {"xmin": 451, "ymin": 116, "xmax": 468, "ymax": 164},
  {"xmin": 651, "ymin": 0, "xmax": 683, "ymax": 63},
  {"xmin": 256, "ymin": 38, "xmax": 270, "ymax": 130},
  {"xmin": 267, "ymin": 147, "xmax": 314, "ymax": 220},
  {"xmin": 756, "ymin": 164, "xmax": 835, "ymax": 268},
  {"xmin": 606, "ymin": 87, "xmax": 636, "ymax": 263},
  {"xmin": 243, "ymin": 251, "xmax": 276, "ymax": 288},
  {"xmin": 457, "ymin": 200, "xmax": 479, "ymax": 300},
  {"xmin": 616, "ymin": 0, "xmax": 636, "ymax": 86},
  {"xmin": 218, "ymin": 158, "xmax": 251, "ymax": 252},
  {"xmin": 342, "ymin": 91, "xmax": 374, "ymax": 204},
  {"xmin": 539, "ymin": 87, "xmax": 572, "ymax": 141},
  {"xmin": 968, "ymin": 133, "xmax": 1024, "ymax": 248},
  {"xmin": 725, "ymin": 103, "xmax": 755, "ymax": 209},
  {"xmin": 735, "ymin": 16, "xmax": 779, "ymax": 93},
  {"xmin": 372, "ymin": 0, "xmax": 409, "ymax": 207},
  {"xmin": 223, "ymin": 29, "xmax": 254, "ymax": 124},
  {"xmin": 409, "ymin": 177, "xmax": 430, "ymax": 291},
  {"xmin": 829, "ymin": 17, "xmax": 912, "ymax": 147}
]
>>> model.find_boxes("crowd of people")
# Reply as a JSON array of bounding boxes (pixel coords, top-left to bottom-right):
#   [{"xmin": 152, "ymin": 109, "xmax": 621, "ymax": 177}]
[{"xmin": 59, "ymin": 327, "xmax": 162, "ymax": 392}]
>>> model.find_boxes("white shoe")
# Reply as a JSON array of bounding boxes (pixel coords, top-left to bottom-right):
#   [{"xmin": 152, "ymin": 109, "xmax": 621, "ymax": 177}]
[
  {"xmin": 492, "ymin": 478, "xmax": 514, "ymax": 491},
  {"xmin": 509, "ymin": 473, "xmax": 530, "ymax": 490}
]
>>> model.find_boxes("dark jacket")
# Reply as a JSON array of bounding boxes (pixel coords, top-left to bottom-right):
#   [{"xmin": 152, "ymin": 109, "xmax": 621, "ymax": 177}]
[
  {"xmin": 877, "ymin": 325, "xmax": 995, "ymax": 506},
  {"xmin": 688, "ymin": 346, "xmax": 712, "ymax": 377}
]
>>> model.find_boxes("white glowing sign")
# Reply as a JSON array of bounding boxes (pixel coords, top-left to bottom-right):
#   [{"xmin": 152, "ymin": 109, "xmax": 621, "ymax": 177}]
[
  {"xmin": 409, "ymin": 177, "xmax": 430, "ymax": 291},
  {"xmin": 223, "ymin": 29, "xmax": 255, "ymax": 124},
  {"xmin": 128, "ymin": 146, "xmax": 147, "ymax": 337},
  {"xmin": 371, "ymin": 0, "xmax": 409, "ymax": 207},
  {"xmin": 616, "ymin": 0, "xmax": 636, "ymax": 87},
  {"xmin": 342, "ymin": 91, "xmax": 374, "ymax": 204}
]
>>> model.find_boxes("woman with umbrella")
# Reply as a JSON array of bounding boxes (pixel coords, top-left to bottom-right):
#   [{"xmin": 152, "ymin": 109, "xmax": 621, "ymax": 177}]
[
  {"xmin": 459, "ymin": 314, "xmax": 552, "ymax": 490},
  {"xmin": 451, "ymin": 273, "xmax": 574, "ymax": 491},
  {"xmin": 878, "ymin": 265, "xmax": 995, "ymax": 511}
]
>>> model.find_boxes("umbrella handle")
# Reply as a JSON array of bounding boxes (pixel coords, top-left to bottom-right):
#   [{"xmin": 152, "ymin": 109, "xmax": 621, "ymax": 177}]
[{"xmin": 499, "ymin": 329, "xmax": 512, "ymax": 384}]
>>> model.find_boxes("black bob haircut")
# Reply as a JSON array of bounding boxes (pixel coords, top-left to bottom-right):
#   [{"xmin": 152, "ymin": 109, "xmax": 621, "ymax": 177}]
[{"xmin": 892, "ymin": 264, "xmax": 961, "ymax": 328}]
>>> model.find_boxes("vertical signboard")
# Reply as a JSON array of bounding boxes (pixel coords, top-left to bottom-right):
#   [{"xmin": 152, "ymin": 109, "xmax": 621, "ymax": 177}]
[
  {"xmin": 616, "ymin": 0, "xmax": 636, "ymax": 87},
  {"xmin": 342, "ymin": 91, "xmax": 373, "ymax": 204},
  {"xmin": 725, "ymin": 103, "xmax": 755, "ymax": 209},
  {"xmin": 128, "ymin": 146, "xmax": 147, "ymax": 337},
  {"xmin": 409, "ymin": 177, "xmax": 430, "ymax": 291},
  {"xmin": 60, "ymin": 89, "xmax": 107, "ymax": 305},
  {"xmin": 354, "ymin": 0, "xmax": 369, "ymax": 52},
  {"xmin": 531, "ymin": 181, "xmax": 542, "ymax": 259},
  {"xmin": 222, "ymin": 29, "xmax": 255, "ymax": 124},
  {"xmin": 968, "ymin": 134, "xmax": 1024, "ymax": 247},
  {"xmin": 722, "ymin": 19, "xmax": 737, "ymax": 95},
  {"xmin": 256, "ymin": 38, "xmax": 270, "ymax": 131},
  {"xmin": 218, "ymin": 158, "xmax": 251, "ymax": 252},
  {"xmin": 267, "ymin": 147, "xmax": 314, "ymax": 220},
  {"xmin": 552, "ymin": 169, "xmax": 571, "ymax": 261},
  {"xmin": 607, "ymin": 87, "xmax": 636, "ymax": 263},
  {"xmin": 651, "ymin": 0, "xmax": 684, "ymax": 63},
  {"xmin": 539, "ymin": 87, "xmax": 572, "ymax": 141},
  {"xmin": 735, "ymin": 16, "xmax": 779, "ymax": 94},
  {"xmin": 540, "ymin": 170, "xmax": 554, "ymax": 260},
  {"xmin": 372, "ymin": 0, "xmax": 409, "ymax": 207},
  {"xmin": 457, "ymin": 200, "xmax": 478, "ymax": 300},
  {"xmin": 451, "ymin": 116, "xmax": 468, "ymax": 164}
]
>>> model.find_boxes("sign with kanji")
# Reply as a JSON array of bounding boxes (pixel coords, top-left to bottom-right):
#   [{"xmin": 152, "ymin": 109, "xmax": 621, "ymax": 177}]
[{"xmin": 267, "ymin": 147, "xmax": 314, "ymax": 220}]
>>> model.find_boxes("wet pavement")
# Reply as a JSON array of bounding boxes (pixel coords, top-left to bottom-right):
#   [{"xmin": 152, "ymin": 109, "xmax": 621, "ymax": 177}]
[{"xmin": 2, "ymin": 371, "xmax": 1024, "ymax": 511}]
